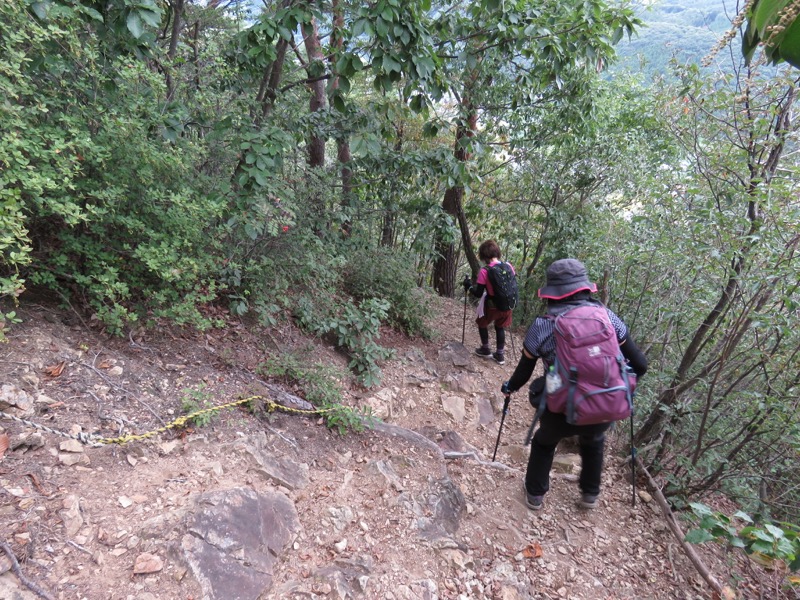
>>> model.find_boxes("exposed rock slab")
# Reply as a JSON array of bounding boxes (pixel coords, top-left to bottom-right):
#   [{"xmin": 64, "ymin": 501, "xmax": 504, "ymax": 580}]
[
  {"xmin": 0, "ymin": 384, "xmax": 33, "ymax": 417},
  {"xmin": 437, "ymin": 342, "xmax": 471, "ymax": 368},
  {"xmin": 441, "ymin": 395, "xmax": 466, "ymax": 422},
  {"xmin": 240, "ymin": 446, "xmax": 309, "ymax": 490},
  {"xmin": 172, "ymin": 487, "xmax": 300, "ymax": 600},
  {"xmin": 476, "ymin": 397, "xmax": 495, "ymax": 426}
]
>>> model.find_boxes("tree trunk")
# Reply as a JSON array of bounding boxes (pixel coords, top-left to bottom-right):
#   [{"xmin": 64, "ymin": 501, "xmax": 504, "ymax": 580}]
[
  {"xmin": 232, "ymin": 28, "xmax": 289, "ymax": 187},
  {"xmin": 432, "ymin": 109, "xmax": 479, "ymax": 297},
  {"xmin": 330, "ymin": 0, "xmax": 353, "ymax": 236},
  {"xmin": 302, "ymin": 17, "xmax": 326, "ymax": 171},
  {"xmin": 257, "ymin": 36, "xmax": 289, "ymax": 123},
  {"xmin": 432, "ymin": 186, "xmax": 463, "ymax": 296},
  {"xmin": 190, "ymin": 21, "xmax": 200, "ymax": 94},
  {"xmin": 163, "ymin": 0, "xmax": 184, "ymax": 101},
  {"xmin": 301, "ymin": 16, "xmax": 327, "ymax": 225}
]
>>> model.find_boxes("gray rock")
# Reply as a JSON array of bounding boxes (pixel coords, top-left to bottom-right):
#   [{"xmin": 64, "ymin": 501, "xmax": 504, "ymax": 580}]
[
  {"xmin": 476, "ymin": 397, "xmax": 495, "ymax": 426},
  {"xmin": 0, "ymin": 384, "xmax": 33, "ymax": 417},
  {"xmin": 238, "ymin": 444, "xmax": 309, "ymax": 490},
  {"xmin": 365, "ymin": 388, "xmax": 394, "ymax": 420},
  {"xmin": 403, "ymin": 372, "xmax": 438, "ymax": 387},
  {"xmin": 440, "ymin": 396, "xmax": 465, "ymax": 422},
  {"xmin": 176, "ymin": 487, "xmax": 300, "ymax": 600},
  {"xmin": 327, "ymin": 505, "xmax": 355, "ymax": 532},
  {"xmin": 426, "ymin": 477, "xmax": 465, "ymax": 535},
  {"xmin": 439, "ymin": 548, "xmax": 474, "ymax": 570},
  {"xmin": 59, "ymin": 439, "xmax": 84, "ymax": 453},
  {"xmin": 396, "ymin": 579, "xmax": 439, "ymax": 600},
  {"xmin": 11, "ymin": 432, "xmax": 44, "ymax": 453},
  {"xmin": 367, "ymin": 459, "xmax": 404, "ymax": 492},
  {"xmin": 442, "ymin": 373, "xmax": 479, "ymax": 394},
  {"xmin": 436, "ymin": 431, "xmax": 479, "ymax": 455},
  {"xmin": 552, "ymin": 453, "xmax": 580, "ymax": 474},
  {"xmin": 497, "ymin": 584, "xmax": 529, "ymax": 600},
  {"xmin": 437, "ymin": 342, "xmax": 470, "ymax": 367},
  {"xmin": 416, "ymin": 476, "xmax": 466, "ymax": 546},
  {"xmin": 313, "ymin": 556, "xmax": 372, "ymax": 600},
  {"xmin": 0, "ymin": 573, "xmax": 40, "ymax": 600},
  {"xmin": 60, "ymin": 494, "xmax": 83, "ymax": 537}
]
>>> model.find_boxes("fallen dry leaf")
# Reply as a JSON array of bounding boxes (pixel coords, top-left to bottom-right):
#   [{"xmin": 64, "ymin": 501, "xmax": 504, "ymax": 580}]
[
  {"xmin": 522, "ymin": 542, "xmax": 543, "ymax": 559},
  {"xmin": 0, "ymin": 433, "xmax": 9, "ymax": 461},
  {"xmin": 712, "ymin": 586, "xmax": 738, "ymax": 600},
  {"xmin": 748, "ymin": 551, "xmax": 779, "ymax": 570},
  {"xmin": 98, "ymin": 359, "xmax": 113, "ymax": 369},
  {"xmin": 25, "ymin": 472, "xmax": 45, "ymax": 494},
  {"xmin": 44, "ymin": 361, "xmax": 66, "ymax": 377},
  {"xmin": 721, "ymin": 586, "xmax": 737, "ymax": 600}
]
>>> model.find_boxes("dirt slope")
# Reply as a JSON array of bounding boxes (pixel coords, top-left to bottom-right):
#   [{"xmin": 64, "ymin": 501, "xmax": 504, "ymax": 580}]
[{"xmin": 0, "ymin": 294, "xmax": 766, "ymax": 599}]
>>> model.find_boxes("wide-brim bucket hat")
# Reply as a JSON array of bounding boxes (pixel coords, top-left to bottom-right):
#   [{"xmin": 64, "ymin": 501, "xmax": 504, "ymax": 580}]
[{"xmin": 538, "ymin": 258, "xmax": 597, "ymax": 300}]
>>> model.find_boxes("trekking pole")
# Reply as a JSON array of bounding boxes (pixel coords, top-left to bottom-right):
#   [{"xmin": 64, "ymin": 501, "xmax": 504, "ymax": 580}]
[
  {"xmin": 461, "ymin": 288, "xmax": 468, "ymax": 345},
  {"xmin": 525, "ymin": 386, "xmax": 546, "ymax": 445},
  {"xmin": 492, "ymin": 393, "xmax": 511, "ymax": 462},
  {"xmin": 524, "ymin": 411, "xmax": 538, "ymax": 446},
  {"xmin": 509, "ymin": 330, "xmax": 517, "ymax": 362},
  {"xmin": 630, "ymin": 411, "xmax": 637, "ymax": 508}
]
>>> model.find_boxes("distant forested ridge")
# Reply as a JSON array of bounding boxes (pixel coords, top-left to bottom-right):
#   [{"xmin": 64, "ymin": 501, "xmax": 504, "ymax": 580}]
[{"xmin": 613, "ymin": 0, "xmax": 734, "ymax": 76}]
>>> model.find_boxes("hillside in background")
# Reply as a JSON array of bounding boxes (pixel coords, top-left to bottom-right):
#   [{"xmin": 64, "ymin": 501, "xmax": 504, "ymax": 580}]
[{"xmin": 613, "ymin": 0, "xmax": 735, "ymax": 77}]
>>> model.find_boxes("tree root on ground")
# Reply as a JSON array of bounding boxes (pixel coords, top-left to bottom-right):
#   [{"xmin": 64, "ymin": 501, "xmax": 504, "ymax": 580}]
[
  {"xmin": 636, "ymin": 458, "xmax": 731, "ymax": 598},
  {"xmin": 0, "ymin": 540, "xmax": 55, "ymax": 600},
  {"xmin": 443, "ymin": 451, "xmax": 520, "ymax": 472}
]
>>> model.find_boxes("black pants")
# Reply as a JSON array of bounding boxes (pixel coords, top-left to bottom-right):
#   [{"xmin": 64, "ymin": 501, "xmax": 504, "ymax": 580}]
[
  {"xmin": 478, "ymin": 326, "xmax": 505, "ymax": 350},
  {"xmin": 525, "ymin": 409, "xmax": 611, "ymax": 497}
]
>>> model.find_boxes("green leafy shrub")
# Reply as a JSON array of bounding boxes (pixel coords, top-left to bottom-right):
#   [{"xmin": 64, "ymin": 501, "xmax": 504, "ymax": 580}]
[
  {"xmin": 180, "ymin": 384, "xmax": 218, "ymax": 428},
  {"xmin": 295, "ymin": 294, "xmax": 395, "ymax": 387},
  {"xmin": 342, "ymin": 247, "xmax": 430, "ymax": 337},
  {"xmin": 333, "ymin": 299, "xmax": 396, "ymax": 388},
  {"xmin": 685, "ymin": 502, "xmax": 800, "ymax": 573},
  {"xmin": 0, "ymin": 199, "xmax": 30, "ymax": 341},
  {"xmin": 258, "ymin": 353, "xmax": 374, "ymax": 435},
  {"xmin": 1, "ymin": 1, "xmax": 239, "ymax": 335}
]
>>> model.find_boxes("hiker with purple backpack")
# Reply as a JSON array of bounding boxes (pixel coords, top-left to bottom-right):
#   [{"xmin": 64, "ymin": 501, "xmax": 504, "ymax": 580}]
[
  {"xmin": 462, "ymin": 240, "xmax": 518, "ymax": 366},
  {"xmin": 500, "ymin": 259, "xmax": 648, "ymax": 510}
]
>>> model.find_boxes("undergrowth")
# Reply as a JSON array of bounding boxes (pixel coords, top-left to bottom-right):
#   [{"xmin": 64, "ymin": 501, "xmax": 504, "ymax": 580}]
[
  {"xmin": 258, "ymin": 352, "xmax": 375, "ymax": 435},
  {"xmin": 180, "ymin": 384, "xmax": 218, "ymax": 428}
]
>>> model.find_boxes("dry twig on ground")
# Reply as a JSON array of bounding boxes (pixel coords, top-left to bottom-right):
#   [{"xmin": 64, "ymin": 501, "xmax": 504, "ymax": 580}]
[{"xmin": 0, "ymin": 540, "xmax": 56, "ymax": 600}]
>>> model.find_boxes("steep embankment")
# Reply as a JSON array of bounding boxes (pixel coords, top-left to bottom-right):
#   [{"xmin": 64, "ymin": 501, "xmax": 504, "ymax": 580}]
[{"xmin": 0, "ymin": 296, "xmax": 729, "ymax": 599}]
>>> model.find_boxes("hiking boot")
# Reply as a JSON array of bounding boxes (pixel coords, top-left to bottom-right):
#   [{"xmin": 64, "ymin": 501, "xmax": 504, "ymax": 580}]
[
  {"xmin": 523, "ymin": 484, "xmax": 543, "ymax": 510},
  {"xmin": 578, "ymin": 493, "xmax": 598, "ymax": 509},
  {"xmin": 492, "ymin": 352, "xmax": 505, "ymax": 365},
  {"xmin": 474, "ymin": 347, "xmax": 492, "ymax": 358},
  {"xmin": 525, "ymin": 493, "xmax": 544, "ymax": 511}
]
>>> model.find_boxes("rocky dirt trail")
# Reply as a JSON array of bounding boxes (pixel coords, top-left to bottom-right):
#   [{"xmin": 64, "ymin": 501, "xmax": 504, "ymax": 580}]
[{"xmin": 0, "ymin": 296, "xmax": 730, "ymax": 600}]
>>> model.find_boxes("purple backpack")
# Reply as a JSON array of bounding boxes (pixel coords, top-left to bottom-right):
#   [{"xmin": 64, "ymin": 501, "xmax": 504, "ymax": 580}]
[{"xmin": 545, "ymin": 304, "xmax": 636, "ymax": 425}]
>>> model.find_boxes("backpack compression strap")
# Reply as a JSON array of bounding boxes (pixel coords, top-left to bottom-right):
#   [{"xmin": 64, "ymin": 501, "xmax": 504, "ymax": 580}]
[{"xmin": 565, "ymin": 365, "xmax": 578, "ymax": 425}]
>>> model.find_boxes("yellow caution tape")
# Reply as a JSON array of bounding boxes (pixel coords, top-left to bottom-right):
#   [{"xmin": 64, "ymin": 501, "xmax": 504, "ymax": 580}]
[{"xmin": 2, "ymin": 394, "xmax": 335, "ymax": 447}]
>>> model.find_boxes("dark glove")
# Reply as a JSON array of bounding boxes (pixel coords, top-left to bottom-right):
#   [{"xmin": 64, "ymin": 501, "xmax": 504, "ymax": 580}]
[
  {"xmin": 462, "ymin": 276, "xmax": 472, "ymax": 292},
  {"xmin": 501, "ymin": 381, "xmax": 511, "ymax": 395}
]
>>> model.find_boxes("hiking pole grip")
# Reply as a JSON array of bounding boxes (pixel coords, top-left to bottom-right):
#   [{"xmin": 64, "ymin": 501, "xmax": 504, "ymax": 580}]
[{"xmin": 492, "ymin": 394, "xmax": 511, "ymax": 462}]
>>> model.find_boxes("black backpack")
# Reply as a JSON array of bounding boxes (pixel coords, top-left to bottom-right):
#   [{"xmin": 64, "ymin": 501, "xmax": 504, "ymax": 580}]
[{"xmin": 486, "ymin": 262, "xmax": 518, "ymax": 311}]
